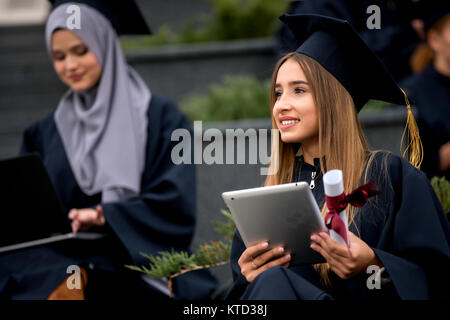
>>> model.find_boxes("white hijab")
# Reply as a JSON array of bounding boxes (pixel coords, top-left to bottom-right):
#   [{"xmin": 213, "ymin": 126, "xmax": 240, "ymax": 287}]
[{"xmin": 45, "ymin": 3, "xmax": 151, "ymax": 202}]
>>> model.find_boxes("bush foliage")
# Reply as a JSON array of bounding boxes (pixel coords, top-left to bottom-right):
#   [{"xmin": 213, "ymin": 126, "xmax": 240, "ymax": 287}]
[
  {"xmin": 431, "ymin": 176, "xmax": 450, "ymax": 214},
  {"xmin": 120, "ymin": 0, "xmax": 289, "ymax": 51},
  {"xmin": 180, "ymin": 75, "xmax": 271, "ymax": 122}
]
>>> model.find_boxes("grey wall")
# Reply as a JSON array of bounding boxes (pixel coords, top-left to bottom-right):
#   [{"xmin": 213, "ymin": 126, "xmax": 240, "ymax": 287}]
[{"xmin": 136, "ymin": 0, "xmax": 213, "ymax": 33}]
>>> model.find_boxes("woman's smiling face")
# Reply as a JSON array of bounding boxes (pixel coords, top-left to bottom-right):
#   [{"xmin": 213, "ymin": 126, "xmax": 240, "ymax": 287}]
[
  {"xmin": 51, "ymin": 29, "xmax": 102, "ymax": 92},
  {"xmin": 272, "ymin": 58, "xmax": 319, "ymax": 145}
]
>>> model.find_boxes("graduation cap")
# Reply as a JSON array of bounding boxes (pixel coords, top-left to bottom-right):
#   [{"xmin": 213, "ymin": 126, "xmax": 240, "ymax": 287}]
[
  {"xmin": 48, "ymin": 0, "xmax": 152, "ymax": 35},
  {"xmin": 279, "ymin": 13, "xmax": 405, "ymax": 112},
  {"xmin": 279, "ymin": 13, "xmax": 423, "ymax": 168},
  {"xmin": 420, "ymin": 0, "xmax": 450, "ymax": 32}
]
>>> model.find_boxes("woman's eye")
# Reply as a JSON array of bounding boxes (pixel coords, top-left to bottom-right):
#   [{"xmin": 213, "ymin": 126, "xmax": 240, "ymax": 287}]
[
  {"xmin": 74, "ymin": 47, "xmax": 88, "ymax": 56},
  {"xmin": 294, "ymin": 87, "xmax": 305, "ymax": 94},
  {"xmin": 53, "ymin": 54, "xmax": 65, "ymax": 61},
  {"xmin": 274, "ymin": 91, "xmax": 282, "ymax": 98}
]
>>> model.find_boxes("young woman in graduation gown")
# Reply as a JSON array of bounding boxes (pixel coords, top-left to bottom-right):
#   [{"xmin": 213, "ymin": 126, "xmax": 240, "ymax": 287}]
[
  {"xmin": 0, "ymin": 2, "xmax": 216, "ymax": 300},
  {"xmin": 226, "ymin": 14, "xmax": 450, "ymax": 300},
  {"xmin": 402, "ymin": 1, "xmax": 450, "ymax": 180}
]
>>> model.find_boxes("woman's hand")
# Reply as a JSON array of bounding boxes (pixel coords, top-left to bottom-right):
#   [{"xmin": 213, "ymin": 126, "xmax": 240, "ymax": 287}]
[
  {"xmin": 68, "ymin": 205, "xmax": 105, "ymax": 232},
  {"xmin": 238, "ymin": 241, "xmax": 291, "ymax": 282},
  {"xmin": 310, "ymin": 231, "xmax": 382, "ymax": 279}
]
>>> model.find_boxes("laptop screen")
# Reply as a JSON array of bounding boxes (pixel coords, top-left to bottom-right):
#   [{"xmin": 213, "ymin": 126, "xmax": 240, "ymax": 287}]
[{"xmin": 0, "ymin": 154, "xmax": 72, "ymax": 248}]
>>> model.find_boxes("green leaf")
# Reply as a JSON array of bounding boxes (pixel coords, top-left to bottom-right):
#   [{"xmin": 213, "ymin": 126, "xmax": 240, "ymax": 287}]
[
  {"xmin": 126, "ymin": 210, "xmax": 237, "ymax": 280},
  {"xmin": 431, "ymin": 176, "xmax": 450, "ymax": 213}
]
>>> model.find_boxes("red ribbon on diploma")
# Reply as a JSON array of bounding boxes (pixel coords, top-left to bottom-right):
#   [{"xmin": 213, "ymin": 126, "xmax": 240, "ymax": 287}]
[{"xmin": 324, "ymin": 180, "xmax": 381, "ymax": 244}]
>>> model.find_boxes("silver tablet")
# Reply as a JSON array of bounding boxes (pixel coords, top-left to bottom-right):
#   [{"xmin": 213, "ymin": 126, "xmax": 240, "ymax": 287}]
[{"xmin": 222, "ymin": 182, "xmax": 327, "ymax": 266}]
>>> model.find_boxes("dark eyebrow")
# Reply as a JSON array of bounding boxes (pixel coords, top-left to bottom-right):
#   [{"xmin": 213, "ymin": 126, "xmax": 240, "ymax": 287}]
[
  {"xmin": 51, "ymin": 43, "xmax": 86, "ymax": 54},
  {"xmin": 275, "ymin": 80, "xmax": 309, "ymax": 88}
]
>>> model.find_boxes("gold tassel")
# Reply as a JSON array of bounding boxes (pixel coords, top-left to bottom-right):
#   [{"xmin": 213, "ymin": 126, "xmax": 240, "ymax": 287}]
[{"xmin": 400, "ymin": 88, "xmax": 423, "ymax": 169}]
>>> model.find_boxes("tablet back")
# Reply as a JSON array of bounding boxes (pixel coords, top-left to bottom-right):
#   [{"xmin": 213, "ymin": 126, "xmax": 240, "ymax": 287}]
[
  {"xmin": 222, "ymin": 182, "xmax": 327, "ymax": 265},
  {"xmin": 0, "ymin": 154, "xmax": 72, "ymax": 248}
]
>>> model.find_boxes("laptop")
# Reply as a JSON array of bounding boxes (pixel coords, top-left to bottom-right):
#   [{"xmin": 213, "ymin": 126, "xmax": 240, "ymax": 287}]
[
  {"xmin": 222, "ymin": 182, "xmax": 328, "ymax": 265},
  {"xmin": 0, "ymin": 154, "xmax": 105, "ymax": 254}
]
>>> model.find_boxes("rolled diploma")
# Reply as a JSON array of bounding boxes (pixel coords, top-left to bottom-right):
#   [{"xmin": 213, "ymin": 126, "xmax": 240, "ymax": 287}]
[{"xmin": 323, "ymin": 169, "xmax": 349, "ymax": 246}]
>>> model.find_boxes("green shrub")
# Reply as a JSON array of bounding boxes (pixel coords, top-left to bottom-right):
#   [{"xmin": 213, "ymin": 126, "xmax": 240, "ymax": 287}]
[
  {"xmin": 431, "ymin": 176, "xmax": 450, "ymax": 214},
  {"xmin": 204, "ymin": 0, "xmax": 289, "ymax": 41},
  {"xmin": 361, "ymin": 100, "xmax": 391, "ymax": 112},
  {"xmin": 120, "ymin": 0, "xmax": 289, "ymax": 51},
  {"xmin": 180, "ymin": 75, "xmax": 271, "ymax": 122}
]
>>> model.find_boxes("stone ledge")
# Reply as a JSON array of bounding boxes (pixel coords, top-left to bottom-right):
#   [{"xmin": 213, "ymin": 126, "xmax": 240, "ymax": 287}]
[{"xmin": 125, "ymin": 37, "xmax": 276, "ymax": 63}]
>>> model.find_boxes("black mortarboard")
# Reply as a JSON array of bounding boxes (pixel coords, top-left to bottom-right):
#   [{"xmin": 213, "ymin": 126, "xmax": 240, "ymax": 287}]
[
  {"xmin": 49, "ymin": 0, "xmax": 152, "ymax": 35},
  {"xmin": 279, "ymin": 14, "xmax": 406, "ymax": 112},
  {"xmin": 420, "ymin": 0, "xmax": 450, "ymax": 31}
]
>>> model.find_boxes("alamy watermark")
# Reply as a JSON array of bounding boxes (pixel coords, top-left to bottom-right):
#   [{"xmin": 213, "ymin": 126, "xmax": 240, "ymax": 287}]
[
  {"xmin": 366, "ymin": 265, "xmax": 382, "ymax": 290},
  {"xmin": 366, "ymin": 4, "xmax": 381, "ymax": 30},
  {"xmin": 171, "ymin": 121, "xmax": 279, "ymax": 175},
  {"xmin": 66, "ymin": 265, "xmax": 81, "ymax": 290},
  {"xmin": 66, "ymin": 4, "xmax": 81, "ymax": 30}
]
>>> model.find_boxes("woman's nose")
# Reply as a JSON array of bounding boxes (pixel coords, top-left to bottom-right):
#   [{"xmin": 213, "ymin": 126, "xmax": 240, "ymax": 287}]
[
  {"xmin": 65, "ymin": 54, "xmax": 79, "ymax": 71},
  {"xmin": 273, "ymin": 99, "xmax": 292, "ymax": 115}
]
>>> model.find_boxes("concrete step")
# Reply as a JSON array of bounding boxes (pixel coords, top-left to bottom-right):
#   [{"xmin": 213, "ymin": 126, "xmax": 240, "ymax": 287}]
[
  {"xmin": 0, "ymin": 71, "xmax": 65, "ymax": 96},
  {"xmin": 0, "ymin": 24, "xmax": 46, "ymax": 54},
  {"xmin": 0, "ymin": 94, "xmax": 60, "ymax": 134},
  {"xmin": 0, "ymin": 51, "xmax": 52, "ymax": 73},
  {"xmin": 0, "ymin": 132, "xmax": 22, "ymax": 159}
]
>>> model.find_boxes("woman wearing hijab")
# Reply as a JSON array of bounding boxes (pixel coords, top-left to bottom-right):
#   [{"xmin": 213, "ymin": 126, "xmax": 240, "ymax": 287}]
[
  {"xmin": 226, "ymin": 14, "xmax": 450, "ymax": 300},
  {"xmin": 0, "ymin": 1, "xmax": 216, "ymax": 300}
]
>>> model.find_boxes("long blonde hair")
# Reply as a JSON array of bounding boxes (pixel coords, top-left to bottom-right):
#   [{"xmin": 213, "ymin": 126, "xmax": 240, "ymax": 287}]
[{"xmin": 265, "ymin": 52, "xmax": 369, "ymax": 285}]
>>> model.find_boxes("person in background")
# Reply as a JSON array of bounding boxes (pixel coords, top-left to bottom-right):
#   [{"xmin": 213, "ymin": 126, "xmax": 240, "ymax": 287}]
[
  {"xmin": 0, "ymin": 0, "xmax": 216, "ymax": 300},
  {"xmin": 402, "ymin": 0, "xmax": 450, "ymax": 180}
]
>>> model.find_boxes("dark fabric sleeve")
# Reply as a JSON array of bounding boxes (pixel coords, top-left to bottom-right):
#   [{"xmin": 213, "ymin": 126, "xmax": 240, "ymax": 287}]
[
  {"xmin": 100, "ymin": 96, "xmax": 197, "ymax": 266},
  {"xmin": 416, "ymin": 114, "xmax": 444, "ymax": 179},
  {"xmin": 19, "ymin": 121, "xmax": 41, "ymax": 155},
  {"xmin": 225, "ymin": 230, "xmax": 250, "ymax": 299},
  {"xmin": 373, "ymin": 156, "xmax": 450, "ymax": 299}
]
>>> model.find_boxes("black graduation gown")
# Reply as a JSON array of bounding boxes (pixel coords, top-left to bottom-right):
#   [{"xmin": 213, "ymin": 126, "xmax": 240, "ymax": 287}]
[
  {"xmin": 402, "ymin": 64, "xmax": 450, "ymax": 180},
  {"xmin": 226, "ymin": 152, "xmax": 450, "ymax": 300},
  {"xmin": 0, "ymin": 95, "xmax": 216, "ymax": 300}
]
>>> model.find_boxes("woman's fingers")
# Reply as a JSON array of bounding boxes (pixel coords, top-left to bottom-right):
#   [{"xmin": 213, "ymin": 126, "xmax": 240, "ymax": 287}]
[
  {"xmin": 238, "ymin": 241, "xmax": 269, "ymax": 266},
  {"xmin": 311, "ymin": 231, "xmax": 368, "ymax": 279},
  {"xmin": 310, "ymin": 240, "xmax": 334, "ymax": 263},
  {"xmin": 252, "ymin": 246, "xmax": 286, "ymax": 269},
  {"xmin": 239, "ymin": 242, "xmax": 293, "ymax": 282},
  {"xmin": 68, "ymin": 207, "xmax": 106, "ymax": 232},
  {"xmin": 246, "ymin": 253, "xmax": 291, "ymax": 282},
  {"xmin": 68, "ymin": 209, "xmax": 78, "ymax": 220},
  {"xmin": 96, "ymin": 206, "xmax": 105, "ymax": 224},
  {"xmin": 71, "ymin": 219, "xmax": 80, "ymax": 233},
  {"xmin": 311, "ymin": 232, "xmax": 350, "ymax": 259}
]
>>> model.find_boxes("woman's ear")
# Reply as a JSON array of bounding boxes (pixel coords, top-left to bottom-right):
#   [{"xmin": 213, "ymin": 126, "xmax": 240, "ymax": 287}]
[{"xmin": 427, "ymin": 29, "xmax": 442, "ymax": 52}]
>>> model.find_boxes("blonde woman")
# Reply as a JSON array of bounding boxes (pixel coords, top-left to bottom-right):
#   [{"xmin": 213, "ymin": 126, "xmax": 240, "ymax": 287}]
[{"xmin": 226, "ymin": 14, "xmax": 450, "ymax": 300}]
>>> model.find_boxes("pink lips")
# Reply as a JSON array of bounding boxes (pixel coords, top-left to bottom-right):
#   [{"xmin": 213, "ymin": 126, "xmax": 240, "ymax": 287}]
[
  {"xmin": 278, "ymin": 116, "xmax": 300, "ymax": 130},
  {"xmin": 69, "ymin": 73, "xmax": 84, "ymax": 81}
]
